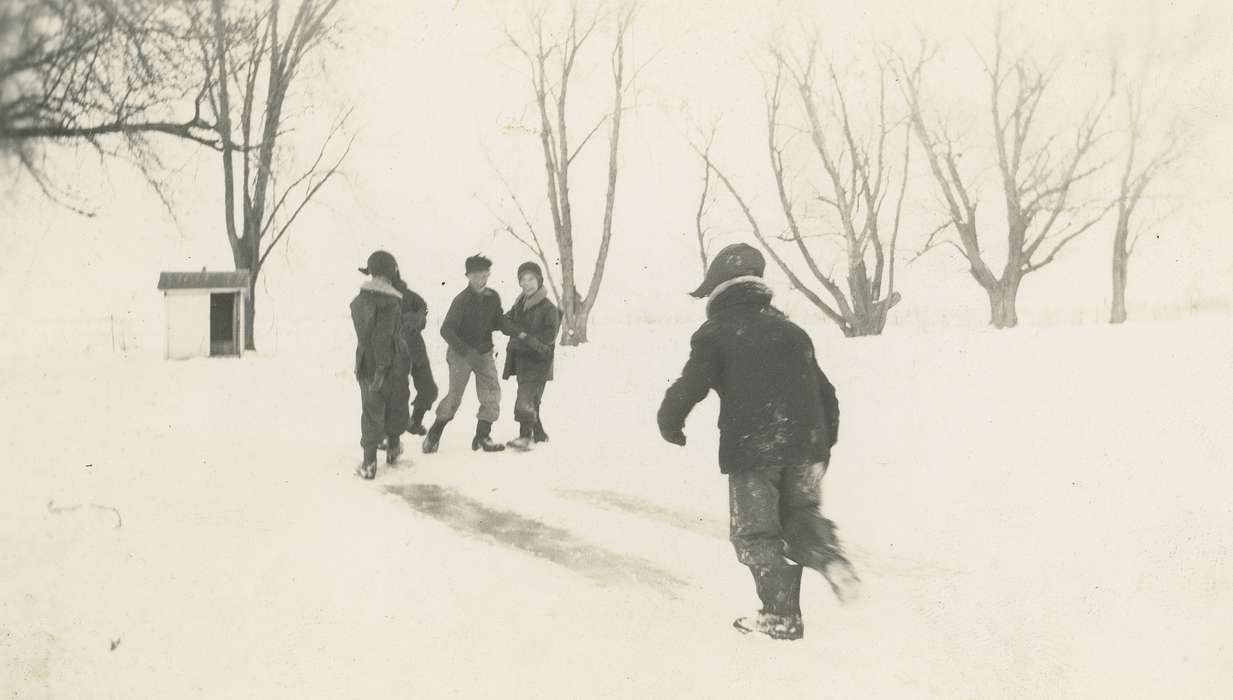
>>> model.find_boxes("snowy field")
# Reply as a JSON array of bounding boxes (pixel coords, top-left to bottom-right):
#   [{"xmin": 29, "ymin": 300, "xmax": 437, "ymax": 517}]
[{"xmin": 3, "ymin": 315, "xmax": 1232, "ymax": 698}]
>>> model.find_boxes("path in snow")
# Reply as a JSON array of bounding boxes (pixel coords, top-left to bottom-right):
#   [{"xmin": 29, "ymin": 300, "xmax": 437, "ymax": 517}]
[{"xmin": 386, "ymin": 483, "xmax": 691, "ymax": 597}]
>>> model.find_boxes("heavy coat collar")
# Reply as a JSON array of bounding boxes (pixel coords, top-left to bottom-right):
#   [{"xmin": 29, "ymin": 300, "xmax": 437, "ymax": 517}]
[
  {"xmin": 361, "ymin": 277, "xmax": 403, "ymax": 299},
  {"xmin": 463, "ymin": 284, "xmax": 495, "ymax": 298},
  {"xmin": 706, "ymin": 276, "xmax": 773, "ymax": 318},
  {"xmin": 515, "ymin": 285, "xmax": 549, "ymax": 310}
]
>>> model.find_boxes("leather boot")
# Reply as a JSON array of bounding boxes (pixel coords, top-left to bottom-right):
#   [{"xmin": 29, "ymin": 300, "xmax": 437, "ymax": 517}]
[
  {"xmin": 407, "ymin": 407, "xmax": 429, "ymax": 436},
  {"xmin": 472, "ymin": 420, "xmax": 505, "ymax": 452},
  {"xmin": 386, "ymin": 437, "xmax": 403, "ymax": 465},
  {"xmin": 357, "ymin": 446, "xmax": 378, "ymax": 480},
  {"xmin": 507, "ymin": 422, "xmax": 534, "ymax": 450},
  {"xmin": 532, "ymin": 419, "xmax": 549, "ymax": 443},
  {"xmin": 733, "ymin": 565, "xmax": 804, "ymax": 640},
  {"xmin": 422, "ymin": 420, "xmax": 447, "ymax": 454}
]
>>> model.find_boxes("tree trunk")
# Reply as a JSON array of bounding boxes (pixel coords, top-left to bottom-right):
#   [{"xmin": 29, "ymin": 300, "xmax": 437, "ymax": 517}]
[
  {"xmin": 244, "ymin": 282, "xmax": 257, "ymax": 351},
  {"xmin": 561, "ymin": 303, "xmax": 590, "ymax": 346},
  {"xmin": 988, "ymin": 276, "xmax": 1021, "ymax": 329},
  {"xmin": 846, "ymin": 291, "xmax": 901, "ymax": 337},
  {"xmin": 1110, "ymin": 209, "xmax": 1131, "ymax": 325},
  {"xmin": 230, "ymin": 244, "xmax": 258, "ymax": 351},
  {"xmin": 846, "ymin": 318, "xmax": 878, "ymax": 337},
  {"xmin": 1111, "ymin": 255, "xmax": 1129, "ymax": 325}
]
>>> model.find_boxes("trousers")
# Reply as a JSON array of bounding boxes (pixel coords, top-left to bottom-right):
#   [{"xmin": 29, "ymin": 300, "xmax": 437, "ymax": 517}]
[
  {"xmin": 433, "ymin": 346, "xmax": 501, "ymax": 423},
  {"xmin": 728, "ymin": 461, "xmax": 847, "ymax": 572}
]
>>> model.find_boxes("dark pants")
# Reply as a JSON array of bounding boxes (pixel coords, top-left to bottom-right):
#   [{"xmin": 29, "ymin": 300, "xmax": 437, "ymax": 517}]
[
  {"xmin": 513, "ymin": 380, "xmax": 546, "ymax": 426},
  {"xmin": 728, "ymin": 461, "xmax": 846, "ymax": 572},
  {"xmin": 359, "ymin": 373, "xmax": 410, "ymax": 459},
  {"xmin": 409, "ymin": 358, "xmax": 439, "ymax": 422}
]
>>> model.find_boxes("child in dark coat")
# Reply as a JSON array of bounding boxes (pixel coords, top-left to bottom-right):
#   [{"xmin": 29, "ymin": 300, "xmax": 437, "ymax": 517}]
[
  {"xmin": 657, "ymin": 243, "xmax": 859, "ymax": 640},
  {"xmin": 502, "ymin": 262, "xmax": 560, "ymax": 450},
  {"xmin": 422, "ymin": 254, "xmax": 524, "ymax": 454},
  {"xmin": 392, "ymin": 277, "xmax": 439, "ymax": 435},
  {"xmin": 350, "ymin": 250, "xmax": 412, "ymax": 479}
]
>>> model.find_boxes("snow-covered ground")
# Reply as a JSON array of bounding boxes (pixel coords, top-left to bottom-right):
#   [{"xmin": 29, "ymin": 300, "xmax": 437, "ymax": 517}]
[{"xmin": 3, "ymin": 315, "xmax": 1232, "ymax": 698}]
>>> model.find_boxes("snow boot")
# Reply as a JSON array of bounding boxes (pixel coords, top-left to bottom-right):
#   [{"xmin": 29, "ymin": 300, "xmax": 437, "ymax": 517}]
[
  {"xmin": 407, "ymin": 408, "xmax": 428, "ymax": 436},
  {"xmin": 732, "ymin": 611, "xmax": 804, "ymax": 640},
  {"xmin": 822, "ymin": 558, "xmax": 862, "ymax": 605},
  {"xmin": 472, "ymin": 420, "xmax": 505, "ymax": 452},
  {"xmin": 733, "ymin": 565, "xmax": 804, "ymax": 640},
  {"xmin": 386, "ymin": 438, "xmax": 404, "ymax": 465},
  {"xmin": 422, "ymin": 420, "xmax": 447, "ymax": 454},
  {"xmin": 506, "ymin": 422, "xmax": 534, "ymax": 451},
  {"xmin": 532, "ymin": 419, "xmax": 549, "ymax": 443},
  {"xmin": 357, "ymin": 446, "xmax": 378, "ymax": 480}
]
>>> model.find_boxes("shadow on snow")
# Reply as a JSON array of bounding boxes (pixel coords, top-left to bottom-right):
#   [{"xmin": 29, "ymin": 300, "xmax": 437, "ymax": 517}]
[{"xmin": 385, "ymin": 483, "xmax": 692, "ymax": 599}]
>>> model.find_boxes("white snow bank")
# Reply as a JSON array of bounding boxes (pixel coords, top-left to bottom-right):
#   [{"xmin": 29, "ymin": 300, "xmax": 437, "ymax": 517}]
[{"xmin": 3, "ymin": 316, "xmax": 1231, "ymax": 698}]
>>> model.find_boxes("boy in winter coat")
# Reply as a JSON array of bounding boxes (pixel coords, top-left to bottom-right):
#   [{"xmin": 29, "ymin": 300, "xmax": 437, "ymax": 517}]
[
  {"xmin": 392, "ymin": 276, "xmax": 438, "ymax": 435},
  {"xmin": 502, "ymin": 262, "xmax": 560, "ymax": 450},
  {"xmin": 422, "ymin": 254, "xmax": 525, "ymax": 454},
  {"xmin": 350, "ymin": 250, "xmax": 412, "ymax": 479},
  {"xmin": 657, "ymin": 243, "xmax": 860, "ymax": 640}
]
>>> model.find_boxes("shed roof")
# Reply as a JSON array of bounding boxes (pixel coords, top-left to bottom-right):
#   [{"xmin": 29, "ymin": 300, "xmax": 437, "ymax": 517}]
[{"xmin": 157, "ymin": 270, "xmax": 251, "ymax": 291}]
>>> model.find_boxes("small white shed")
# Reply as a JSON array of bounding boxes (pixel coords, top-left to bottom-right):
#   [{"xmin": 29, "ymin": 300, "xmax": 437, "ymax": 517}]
[{"xmin": 156, "ymin": 270, "xmax": 251, "ymax": 359}]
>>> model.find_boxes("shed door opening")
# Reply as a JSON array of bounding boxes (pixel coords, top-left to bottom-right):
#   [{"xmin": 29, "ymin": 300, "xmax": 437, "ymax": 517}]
[{"xmin": 210, "ymin": 293, "xmax": 238, "ymax": 356}]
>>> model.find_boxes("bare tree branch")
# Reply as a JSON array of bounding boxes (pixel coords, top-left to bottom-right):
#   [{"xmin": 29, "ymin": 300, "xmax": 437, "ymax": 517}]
[
  {"xmin": 258, "ymin": 131, "xmax": 354, "ymax": 270},
  {"xmin": 699, "ymin": 145, "xmax": 849, "ymax": 331}
]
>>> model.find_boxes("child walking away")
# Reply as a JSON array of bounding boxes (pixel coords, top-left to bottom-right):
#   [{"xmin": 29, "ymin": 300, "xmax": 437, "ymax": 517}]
[
  {"xmin": 350, "ymin": 250, "xmax": 412, "ymax": 479},
  {"xmin": 503, "ymin": 262, "xmax": 560, "ymax": 450},
  {"xmin": 657, "ymin": 243, "xmax": 860, "ymax": 640},
  {"xmin": 422, "ymin": 254, "xmax": 523, "ymax": 454},
  {"xmin": 392, "ymin": 276, "xmax": 438, "ymax": 435}
]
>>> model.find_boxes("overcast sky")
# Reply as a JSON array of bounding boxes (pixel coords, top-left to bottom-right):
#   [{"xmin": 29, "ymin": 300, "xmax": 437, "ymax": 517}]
[{"xmin": 2, "ymin": 0, "xmax": 1229, "ymax": 348}]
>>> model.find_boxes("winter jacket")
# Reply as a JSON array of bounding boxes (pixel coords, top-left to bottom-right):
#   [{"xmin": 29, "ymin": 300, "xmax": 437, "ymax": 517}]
[
  {"xmin": 657, "ymin": 277, "xmax": 840, "ymax": 475},
  {"xmin": 351, "ymin": 278, "xmax": 410, "ymax": 382},
  {"xmin": 440, "ymin": 285, "xmax": 519, "ymax": 355},
  {"xmin": 502, "ymin": 286, "xmax": 560, "ymax": 383},
  {"xmin": 394, "ymin": 282, "xmax": 430, "ymax": 369}
]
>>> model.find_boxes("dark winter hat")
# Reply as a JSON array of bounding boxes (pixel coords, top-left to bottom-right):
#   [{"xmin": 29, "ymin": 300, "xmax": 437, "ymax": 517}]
[
  {"xmin": 359, "ymin": 250, "xmax": 399, "ymax": 279},
  {"xmin": 690, "ymin": 243, "xmax": 766, "ymax": 298},
  {"xmin": 517, "ymin": 261, "xmax": 544, "ymax": 285},
  {"xmin": 465, "ymin": 254, "xmax": 493, "ymax": 274}
]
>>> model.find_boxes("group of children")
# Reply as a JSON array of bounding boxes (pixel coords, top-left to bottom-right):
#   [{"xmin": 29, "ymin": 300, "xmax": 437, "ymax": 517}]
[
  {"xmin": 350, "ymin": 251, "xmax": 559, "ymax": 479},
  {"xmin": 351, "ymin": 242, "xmax": 860, "ymax": 641}
]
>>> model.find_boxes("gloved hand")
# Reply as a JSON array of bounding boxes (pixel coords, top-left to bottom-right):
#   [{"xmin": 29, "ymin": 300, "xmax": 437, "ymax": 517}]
[{"xmin": 660, "ymin": 428, "xmax": 687, "ymax": 446}]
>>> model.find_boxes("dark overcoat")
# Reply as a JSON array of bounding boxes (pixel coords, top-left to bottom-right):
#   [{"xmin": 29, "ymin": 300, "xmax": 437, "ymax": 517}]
[
  {"xmin": 657, "ymin": 279, "xmax": 839, "ymax": 474},
  {"xmin": 502, "ymin": 287, "xmax": 560, "ymax": 383}
]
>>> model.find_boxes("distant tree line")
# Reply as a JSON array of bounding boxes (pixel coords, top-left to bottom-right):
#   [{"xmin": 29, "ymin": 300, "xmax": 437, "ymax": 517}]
[
  {"xmin": 2, "ymin": 1, "xmax": 1185, "ymax": 348},
  {"xmin": 695, "ymin": 18, "xmax": 1182, "ymax": 333}
]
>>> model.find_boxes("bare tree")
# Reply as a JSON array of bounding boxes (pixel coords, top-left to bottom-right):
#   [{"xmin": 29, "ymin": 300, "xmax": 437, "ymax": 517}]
[
  {"xmin": 1109, "ymin": 83, "xmax": 1181, "ymax": 324},
  {"xmin": 189, "ymin": 0, "xmax": 351, "ymax": 349},
  {"xmin": 702, "ymin": 45, "xmax": 908, "ymax": 337},
  {"xmin": 773, "ymin": 45, "xmax": 907, "ymax": 336},
  {"xmin": 897, "ymin": 27, "xmax": 1113, "ymax": 328},
  {"xmin": 0, "ymin": 0, "xmax": 226, "ymax": 205},
  {"xmin": 2, "ymin": 0, "xmax": 351, "ymax": 350},
  {"xmin": 504, "ymin": 3, "xmax": 636, "ymax": 346},
  {"xmin": 486, "ymin": 168, "xmax": 564, "ymax": 306},
  {"xmin": 692, "ymin": 125, "xmax": 718, "ymax": 275}
]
